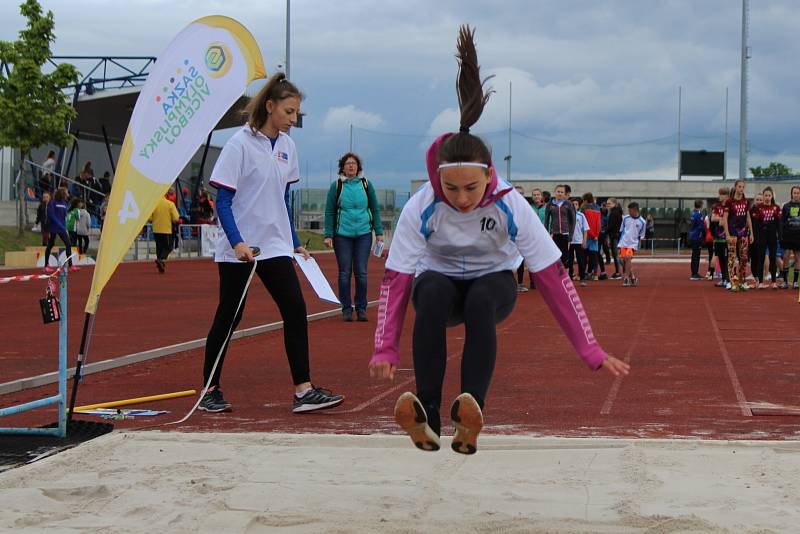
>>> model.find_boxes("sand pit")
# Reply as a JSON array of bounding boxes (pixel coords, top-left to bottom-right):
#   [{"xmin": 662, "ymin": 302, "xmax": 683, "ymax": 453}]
[{"xmin": 1, "ymin": 432, "xmax": 799, "ymax": 533}]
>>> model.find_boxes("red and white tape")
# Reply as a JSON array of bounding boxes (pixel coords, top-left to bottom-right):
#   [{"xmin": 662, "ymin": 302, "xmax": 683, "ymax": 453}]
[{"xmin": 0, "ymin": 274, "xmax": 52, "ymax": 284}]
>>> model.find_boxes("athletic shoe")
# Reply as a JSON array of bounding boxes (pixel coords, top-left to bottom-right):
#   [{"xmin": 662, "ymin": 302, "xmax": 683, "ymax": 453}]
[
  {"xmin": 516, "ymin": 284, "xmax": 529, "ymax": 293},
  {"xmin": 631, "ymin": 276, "xmax": 639, "ymax": 287},
  {"xmin": 394, "ymin": 392, "xmax": 440, "ymax": 452},
  {"xmin": 591, "ymin": 275, "xmax": 599, "ymax": 281},
  {"xmin": 43, "ymin": 266, "xmax": 56, "ymax": 274},
  {"xmin": 155, "ymin": 259, "xmax": 165, "ymax": 274},
  {"xmin": 771, "ymin": 282, "xmax": 778, "ymax": 290},
  {"xmin": 794, "ymin": 282, "xmax": 799, "ymax": 290},
  {"xmin": 705, "ymin": 272, "xmax": 714, "ymax": 280},
  {"xmin": 450, "ymin": 393, "xmax": 483, "ymax": 455},
  {"xmin": 714, "ymin": 280, "xmax": 726, "ymax": 288},
  {"xmin": 745, "ymin": 275, "xmax": 756, "ymax": 282},
  {"xmin": 757, "ymin": 283, "xmax": 768, "ymax": 290},
  {"xmin": 622, "ymin": 278, "xmax": 630, "ymax": 287},
  {"xmin": 342, "ymin": 308, "xmax": 353, "ymax": 322},
  {"xmin": 198, "ymin": 387, "xmax": 232, "ymax": 413},
  {"xmin": 728, "ymin": 283, "xmax": 739, "ymax": 292},
  {"xmin": 356, "ymin": 308, "xmax": 368, "ymax": 322},
  {"xmin": 610, "ymin": 273, "xmax": 622, "ymax": 280},
  {"xmin": 778, "ymin": 282, "xmax": 788, "ymax": 289},
  {"xmin": 292, "ymin": 385, "xmax": 344, "ymax": 413},
  {"xmin": 740, "ymin": 283, "xmax": 752, "ymax": 291},
  {"xmin": 598, "ymin": 273, "xmax": 608, "ymax": 281},
  {"xmin": 690, "ymin": 275, "xmax": 703, "ymax": 281},
  {"xmin": 579, "ymin": 280, "xmax": 587, "ymax": 287}
]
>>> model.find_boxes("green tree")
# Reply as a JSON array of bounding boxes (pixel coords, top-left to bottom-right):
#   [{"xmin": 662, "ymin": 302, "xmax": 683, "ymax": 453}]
[
  {"xmin": 0, "ymin": 0, "xmax": 78, "ymax": 235},
  {"xmin": 749, "ymin": 161, "xmax": 794, "ymax": 177}
]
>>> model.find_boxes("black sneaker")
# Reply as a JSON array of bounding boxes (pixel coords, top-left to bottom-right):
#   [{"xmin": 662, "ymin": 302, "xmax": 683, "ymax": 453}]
[
  {"xmin": 394, "ymin": 392, "xmax": 440, "ymax": 451},
  {"xmin": 292, "ymin": 385, "xmax": 344, "ymax": 413},
  {"xmin": 198, "ymin": 387, "xmax": 232, "ymax": 413},
  {"xmin": 610, "ymin": 273, "xmax": 622, "ymax": 280},
  {"xmin": 356, "ymin": 308, "xmax": 368, "ymax": 322},
  {"xmin": 342, "ymin": 308, "xmax": 353, "ymax": 322}
]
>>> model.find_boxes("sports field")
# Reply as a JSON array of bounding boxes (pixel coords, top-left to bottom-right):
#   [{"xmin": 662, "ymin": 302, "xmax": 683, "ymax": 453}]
[{"xmin": 1, "ymin": 255, "xmax": 799, "ymax": 532}]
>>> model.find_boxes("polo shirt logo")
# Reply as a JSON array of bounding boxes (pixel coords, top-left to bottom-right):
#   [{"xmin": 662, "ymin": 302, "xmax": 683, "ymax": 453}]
[{"xmin": 275, "ymin": 151, "xmax": 289, "ymax": 163}]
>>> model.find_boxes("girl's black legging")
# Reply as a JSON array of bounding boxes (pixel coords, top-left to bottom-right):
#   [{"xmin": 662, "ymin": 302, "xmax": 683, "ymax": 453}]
[
  {"xmin": 203, "ymin": 256, "xmax": 310, "ymax": 388},
  {"xmin": 410, "ymin": 270, "xmax": 516, "ymax": 434},
  {"xmin": 713, "ymin": 241, "xmax": 729, "ymax": 282},
  {"xmin": 568, "ymin": 244, "xmax": 586, "ymax": 280},
  {"xmin": 608, "ymin": 235, "xmax": 620, "ymax": 273},
  {"xmin": 750, "ymin": 237, "xmax": 765, "ymax": 283},
  {"xmin": 44, "ymin": 231, "xmax": 72, "ymax": 267}
]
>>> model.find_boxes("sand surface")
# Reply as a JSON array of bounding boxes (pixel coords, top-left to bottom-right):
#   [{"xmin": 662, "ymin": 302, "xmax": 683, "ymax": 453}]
[{"xmin": 1, "ymin": 432, "xmax": 799, "ymax": 533}]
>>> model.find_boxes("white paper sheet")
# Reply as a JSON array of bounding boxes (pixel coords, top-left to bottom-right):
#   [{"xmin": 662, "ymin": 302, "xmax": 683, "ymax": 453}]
[{"xmin": 293, "ymin": 254, "xmax": 340, "ymax": 304}]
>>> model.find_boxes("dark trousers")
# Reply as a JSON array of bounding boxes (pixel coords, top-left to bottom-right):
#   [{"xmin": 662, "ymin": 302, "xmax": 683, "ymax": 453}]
[
  {"xmin": 333, "ymin": 233, "xmax": 371, "ymax": 312},
  {"xmin": 44, "ymin": 230, "xmax": 72, "ymax": 267},
  {"xmin": 411, "ymin": 270, "xmax": 516, "ymax": 434},
  {"xmin": 203, "ymin": 257, "xmax": 310, "ymax": 387},
  {"xmin": 75, "ymin": 234, "xmax": 89, "ymax": 255},
  {"xmin": 758, "ymin": 233, "xmax": 778, "ymax": 282},
  {"xmin": 690, "ymin": 240, "xmax": 702, "ymax": 276},
  {"xmin": 154, "ymin": 233, "xmax": 172, "ymax": 261},
  {"xmin": 552, "ymin": 234, "xmax": 570, "ymax": 268},
  {"xmin": 600, "ymin": 232, "xmax": 611, "ymax": 264},
  {"xmin": 750, "ymin": 238, "xmax": 764, "ymax": 283},
  {"xmin": 714, "ymin": 241, "xmax": 729, "ymax": 282},
  {"xmin": 608, "ymin": 235, "xmax": 620, "ymax": 273},
  {"xmin": 568, "ymin": 244, "xmax": 586, "ymax": 280}
]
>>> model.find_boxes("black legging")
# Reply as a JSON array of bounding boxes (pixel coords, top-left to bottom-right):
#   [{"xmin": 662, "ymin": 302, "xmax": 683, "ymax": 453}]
[
  {"xmin": 410, "ymin": 270, "xmax": 516, "ymax": 434},
  {"xmin": 714, "ymin": 241, "xmax": 729, "ymax": 282},
  {"xmin": 203, "ymin": 257, "xmax": 310, "ymax": 388},
  {"xmin": 751, "ymin": 237, "xmax": 765, "ymax": 284},
  {"xmin": 552, "ymin": 234, "xmax": 570, "ymax": 268},
  {"xmin": 608, "ymin": 235, "xmax": 620, "ymax": 274},
  {"xmin": 44, "ymin": 230, "xmax": 72, "ymax": 267},
  {"xmin": 568, "ymin": 244, "xmax": 586, "ymax": 280}
]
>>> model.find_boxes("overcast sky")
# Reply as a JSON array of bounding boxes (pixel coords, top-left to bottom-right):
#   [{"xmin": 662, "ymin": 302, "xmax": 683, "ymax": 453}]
[{"xmin": 2, "ymin": 0, "xmax": 798, "ymax": 191}]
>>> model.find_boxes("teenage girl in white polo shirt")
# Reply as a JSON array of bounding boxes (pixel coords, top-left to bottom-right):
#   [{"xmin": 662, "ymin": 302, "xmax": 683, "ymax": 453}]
[
  {"xmin": 368, "ymin": 27, "xmax": 629, "ymax": 454},
  {"xmin": 199, "ymin": 73, "xmax": 344, "ymax": 414}
]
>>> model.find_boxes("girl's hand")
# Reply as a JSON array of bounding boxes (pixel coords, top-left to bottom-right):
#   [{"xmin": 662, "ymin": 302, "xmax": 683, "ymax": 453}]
[
  {"xmin": 234, "ymin": 242, "xmax": 255, "ymax": 262},
  {"xmin": 323, "ymin": 237, "xmax": 333, "ymax": 248},
  {"xmin": 601, "ymin": 356, "xmax": 630, "ymax": 377},
  {"xmin": 294, "ymin": 246, "xmax": 311, "ymax": 260},
  {"xmin": 369, "ymin": 361, "xmax": 396, "ymax": 381},
  {"xmin": 748, "ymin": 235, "xmax": 754, "ymax": 245}
]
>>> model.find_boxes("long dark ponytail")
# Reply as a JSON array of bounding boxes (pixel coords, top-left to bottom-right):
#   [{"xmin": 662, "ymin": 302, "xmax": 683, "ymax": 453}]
[
  {"xmin": 243, "ymin": 72, "xmax": 303, "ymax": 134},
  {"xmin": 438, "ymin": 25, "xmax": 494, "ymax": 166}
]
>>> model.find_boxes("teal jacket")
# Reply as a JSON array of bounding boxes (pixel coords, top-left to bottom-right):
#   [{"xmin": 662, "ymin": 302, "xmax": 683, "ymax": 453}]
[
  {"xmin": 533, "ymin": 204, "xmax": 547, "ymax": 224},
  {"xmin": 324, "ymin": 176, "xmax": 384, "ymax": 238}
]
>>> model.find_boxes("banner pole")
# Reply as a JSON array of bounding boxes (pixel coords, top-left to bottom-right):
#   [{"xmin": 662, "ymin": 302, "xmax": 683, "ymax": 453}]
[{"xmin": 66, "ymin": 310, "xmax": 97, "ymax": 427}]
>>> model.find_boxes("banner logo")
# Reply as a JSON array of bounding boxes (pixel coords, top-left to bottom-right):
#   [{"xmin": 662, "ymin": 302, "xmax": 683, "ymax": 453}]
[{"xmin": 205, "ymin": 42, "xmax": 232, "ymax": 78}]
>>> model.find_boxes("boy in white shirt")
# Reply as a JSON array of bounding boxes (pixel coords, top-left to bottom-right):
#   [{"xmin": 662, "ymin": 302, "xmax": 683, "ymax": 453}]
[{"xmin": 618, "ymin": 202, "xmax": 646, "ymax": 287}]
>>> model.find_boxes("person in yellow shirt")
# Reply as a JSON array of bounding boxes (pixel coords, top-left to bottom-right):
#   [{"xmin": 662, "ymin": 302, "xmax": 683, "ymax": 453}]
[{"xmin": 150, "ymin": 189, "xmax": 180, "ymax": 273}]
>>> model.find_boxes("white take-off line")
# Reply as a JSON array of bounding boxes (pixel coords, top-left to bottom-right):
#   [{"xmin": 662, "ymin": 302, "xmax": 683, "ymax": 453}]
[
  {"xmin": 599, "ymin": 279, "xmax": 660, "ymax": 415},
  {"xmin": 702, "ymin": 292, "xmax": 751, "ymax": 417}
]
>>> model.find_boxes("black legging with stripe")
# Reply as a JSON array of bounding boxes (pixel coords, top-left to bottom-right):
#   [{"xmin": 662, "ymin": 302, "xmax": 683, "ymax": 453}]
[
  {"xmin": 410, "ymin": 270, "xmax": 517, "ymax": 435},
  {"xmin": 203, "ymin": 256, "xmax": 310, "ymax": 388}
]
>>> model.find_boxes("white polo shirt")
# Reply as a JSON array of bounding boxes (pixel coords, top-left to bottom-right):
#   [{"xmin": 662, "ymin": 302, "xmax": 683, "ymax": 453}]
[
  {"xmin": 618, "ymin": 215, "xmax": 646, "ymax": 249},
  {"xmin": 209, "ymin": 126, "xmax": 299, "ymax": 262},
  {"xmin": 386, "ymin": 180, "xmax": 561, "ymax": 279}
]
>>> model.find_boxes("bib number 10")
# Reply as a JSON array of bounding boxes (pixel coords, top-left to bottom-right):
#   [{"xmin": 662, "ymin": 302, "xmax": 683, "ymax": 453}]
[
  {"xmin": 118, "ymin": 191, "xmax": 141, "ymax": 225},
  {"xmin": 480, "ymin": 217, "xmax": 496, "ymax": 232}
]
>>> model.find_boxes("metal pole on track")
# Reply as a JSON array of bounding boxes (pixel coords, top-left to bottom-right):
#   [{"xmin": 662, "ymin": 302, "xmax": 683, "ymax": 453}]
[{"xmin": 66, "ymin": 310, "xmax": 97, "ymax": 427}]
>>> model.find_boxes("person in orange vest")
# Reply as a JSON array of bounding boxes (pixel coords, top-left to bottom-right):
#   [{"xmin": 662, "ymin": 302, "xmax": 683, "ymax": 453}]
[{"xmin": 149, "ymin": 189, "xmax": 180, "ymax": 273}]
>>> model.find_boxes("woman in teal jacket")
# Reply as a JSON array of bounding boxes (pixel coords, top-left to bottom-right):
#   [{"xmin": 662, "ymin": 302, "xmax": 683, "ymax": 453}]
[{"xmin": 324, "ymin": 153, "xmax": 384, "ymax": 321}]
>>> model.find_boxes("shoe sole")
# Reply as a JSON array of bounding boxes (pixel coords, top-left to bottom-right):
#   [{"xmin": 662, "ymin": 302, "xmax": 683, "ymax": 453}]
[
  {"xmin": 394, "ymin": 392, "xmax": 440, "ymax": 451},
  {"xmin": 450, "ymin": 393, "xmax": 483, "ymax": 455},
  {"xmin": 292, "ymin": 396, "xmax": 345, "ymax": 413},
  {"xmin": 198, "ymin": 405, "xmax": 232, "ymax": 413}
]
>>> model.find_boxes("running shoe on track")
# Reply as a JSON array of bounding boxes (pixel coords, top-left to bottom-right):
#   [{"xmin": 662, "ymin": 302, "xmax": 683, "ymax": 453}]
[
  {"xmin": 198, "ymin": 387, "xmax": 232, "ymax": 412},
  {"xmin": 450, "ymin": 393, "xmax": 483, "ymax": 455},
  {"xmin": 394, "ymin": 392, "xmax": 440, "ymax": 451},
  {"xmin": 292, "ymin": 385, "xmax": 344, "ymax": 413}
]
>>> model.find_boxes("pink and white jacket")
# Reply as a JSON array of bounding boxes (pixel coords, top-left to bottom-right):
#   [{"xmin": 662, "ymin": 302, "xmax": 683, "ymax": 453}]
[{"xmin": 371, "ymin": 134, "xmax": 608, "ymax": 371}]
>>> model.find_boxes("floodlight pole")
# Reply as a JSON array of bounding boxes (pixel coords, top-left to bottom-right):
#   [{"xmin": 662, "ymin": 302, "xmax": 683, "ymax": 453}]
[
  {"xmin": 285, "ymin": 0, "xmax": 291, "ymax": 79},
  {"xmin": 506, "ymin": 81, "xmax": 512, "ymax": 182},
  {"xmin": 677, "ymin": 85, "xmax": 682, "ymax": 181},
  {"xmin": 739, "ymin": 0, "xmax": 749, "ymax": 180},
  {"xmin": 724, "ymin": 86, "xmax": 729, "ymax": 180}
]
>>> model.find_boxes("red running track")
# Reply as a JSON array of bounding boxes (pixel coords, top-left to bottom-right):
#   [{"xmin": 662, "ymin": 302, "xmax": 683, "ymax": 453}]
[{"xmin": 1, "ymin": 257, "xmax": 799, "ymax": 440}]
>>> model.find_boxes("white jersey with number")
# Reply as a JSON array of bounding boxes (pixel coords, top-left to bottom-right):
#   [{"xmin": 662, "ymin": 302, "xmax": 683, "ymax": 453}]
[
  {"xmin": 386, "ymin": 180, "xmax": 561, "ymax": 279},
  {"xmin": 209, "ymin": 126, "xmax": 299, "ymax": 263}
]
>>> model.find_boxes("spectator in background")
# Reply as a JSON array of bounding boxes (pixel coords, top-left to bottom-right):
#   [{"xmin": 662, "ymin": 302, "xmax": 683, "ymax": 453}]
[
  {"xmin": 677, "ymin": 212, "xmax": 689, "ymax": 249},
  {"xmin": 40, "ymin": 150, "xmax": 56, "ymax": 197},
  {"xmin": 600, "ymin": 202, "xmax": 611, "ymax": 265},
  {"xmin": 581, "ymin": 193, "xmax": 604, "ymax": 281},
  {"xmin": 43, "ymin": 187, "xmax": 77, "ymax": 272},
  {"xmin": 36, "ymin": 191, "xmax": 50, "ymax": 246},
  {"xmin": 779, "ymin": 185, "xmax": 800, "ymax": 289},
  {"xmin": 194, "ymin": 187, "xmax": 215, "ymax": 224},
  {"xmin": 753, "ymin": 187, "xmax": 782, "ymax": 289},
  {"xmin": 618, "ymin": 202, "xmax": 647, "ymax": 287},
  {"xmin": 645, "ymin": 213, "xmax": 655, "ymax": 250},
  {"xmin": 544, "ymin": 184, "xmax": 575, "ymax": 268},
  {"xmin": 569, "ymin": 197, "xmax": 588, "ymax": 286},
  {"xmin": 749, "ymin": 192, "xmax": 765, "ymax": 285},
  {"xmin": 688, "ymin": 199, "xmax": 705, "ymax": 280},
  {"xmin": 722, "ymin": 179, "xmax": 754, "ymax": 291},
  {"xmin": 542, "ymin": 190, "xmax": 551, "ymax": 205},
  {"xmin": 709, "ymin": 187, "xmax": 730, "ymax": 288},
  {"xmin": 66, "ymin": 197, "xmax": 81, "ymax": 250},
  {"xmin": 99, "ymin": 171, "xmax": 112, "ymax": 195},
  {"xmin": 75, "ymin": 199, "xmax": 91, "ymax": 255},
  {"xmin": 531, "ymin": 188, "xmax": 547, "ymax": 224},
  {"xmin": 149, "ymin": 189, "xmax": 180, "ymax": 274},
  {"xmin": 605, "ymin": 197, "xmax": 623, "ymax": 279},
  {"xmin": 323, "ymin": 152, "xmax": 384, "ymax": 321}
]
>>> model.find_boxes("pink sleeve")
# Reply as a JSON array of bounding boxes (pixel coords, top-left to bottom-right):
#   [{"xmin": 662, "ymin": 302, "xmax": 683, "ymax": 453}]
[
  {"xmin": 370, "ymin": 269, "xmax": 414, "ymax": 367},
  {"xmin": 532, "ymin": 261, "xmax": 608, "ymax": 370}
]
